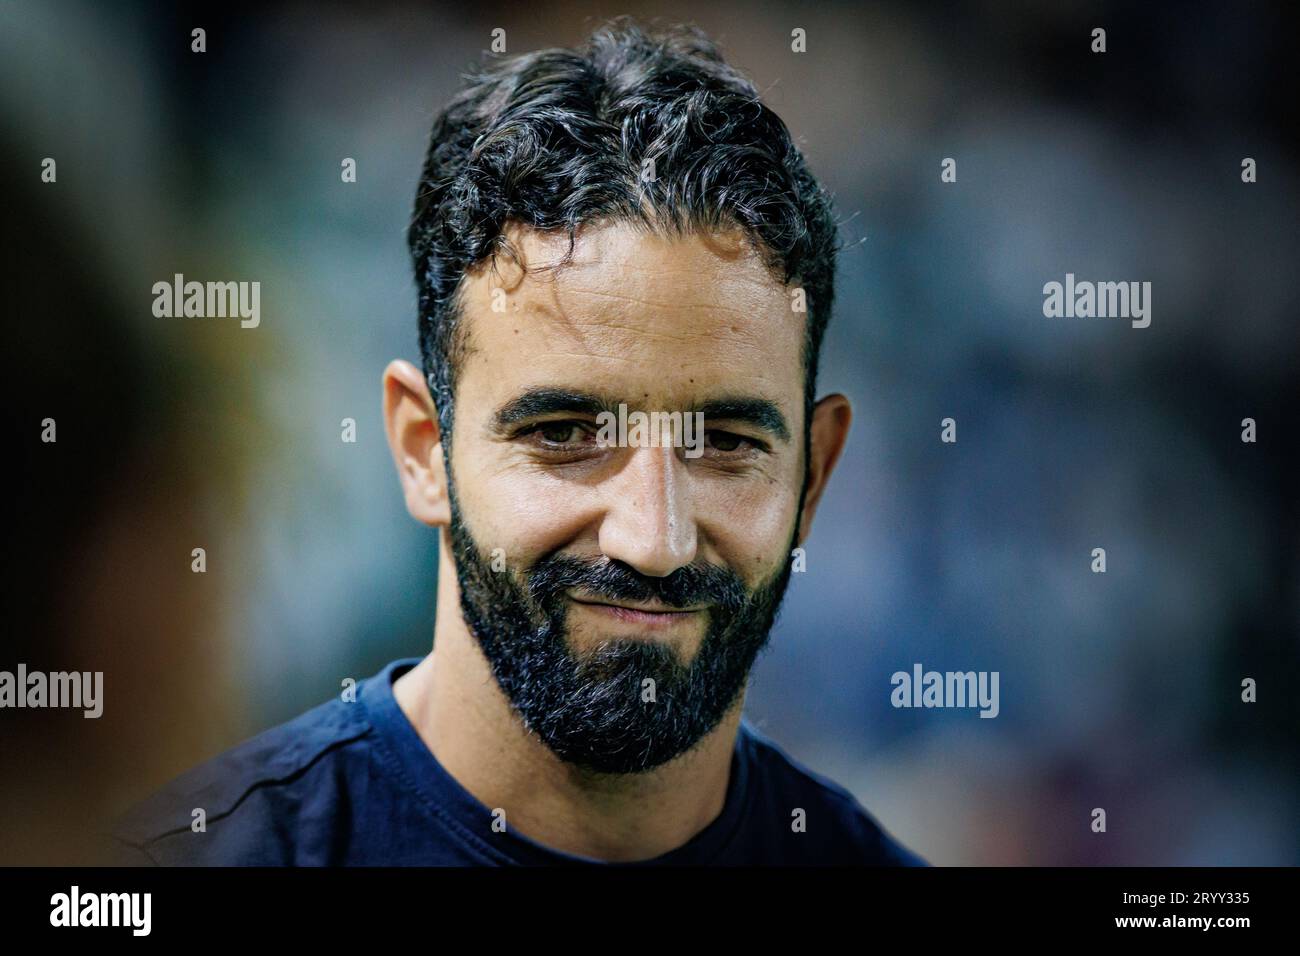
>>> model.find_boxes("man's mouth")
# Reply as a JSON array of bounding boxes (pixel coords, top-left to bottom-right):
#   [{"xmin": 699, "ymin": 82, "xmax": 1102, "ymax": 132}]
[{"xmin": 568, "ymin": 594, "xmax": 706, "ymax": 629}]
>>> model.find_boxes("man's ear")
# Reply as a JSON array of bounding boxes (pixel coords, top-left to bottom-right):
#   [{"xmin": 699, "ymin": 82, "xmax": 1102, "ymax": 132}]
[
  {"xmin": 382, "ymin": 359, "xmax": 451, "ymax": 527},
  {"xmin": 796, "ymin": 394, "xmax": 852, "ymax": 546}
]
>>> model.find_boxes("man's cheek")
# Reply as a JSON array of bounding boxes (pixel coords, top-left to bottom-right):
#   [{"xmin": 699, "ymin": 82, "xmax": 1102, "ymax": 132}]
[
  {"xmin": 713, "ymin": 494, "xmax": 798, "ymax": 554},
  {"xmin": 487, "ymin": 474, "xmax": 585, "ymax": 531}
]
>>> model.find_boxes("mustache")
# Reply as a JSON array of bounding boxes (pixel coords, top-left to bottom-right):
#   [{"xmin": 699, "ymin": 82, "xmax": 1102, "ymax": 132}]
[{"xmin": 526, "ymin": 554, "xmax": 749, "ymax": 614}]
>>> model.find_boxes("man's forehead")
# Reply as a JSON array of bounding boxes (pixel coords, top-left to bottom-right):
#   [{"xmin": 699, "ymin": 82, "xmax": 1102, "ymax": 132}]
[
  {"xmin": 498, "ymin": 218, "xmax": 779, "ymax": 284},
  {"xmin": 455, "ymin": 220, "xmax": 804, "ymax": 390}
]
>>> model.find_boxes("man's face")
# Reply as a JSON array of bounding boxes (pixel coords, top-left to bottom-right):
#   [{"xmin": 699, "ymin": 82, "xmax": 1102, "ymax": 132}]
[{"xmin": 444, "ymin": 220, "xmax": 809, "ymax": 774}]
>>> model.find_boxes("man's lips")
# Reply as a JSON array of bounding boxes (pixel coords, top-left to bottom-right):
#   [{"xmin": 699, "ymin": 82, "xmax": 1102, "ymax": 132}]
[{"xmin": 569, "ymin": 595, "xmax": 705, "ymax": 628}]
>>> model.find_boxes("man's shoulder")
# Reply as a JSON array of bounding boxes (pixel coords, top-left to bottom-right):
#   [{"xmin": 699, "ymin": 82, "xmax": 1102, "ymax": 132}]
[
  {"xmin": 108, "ymin": 686, "xmax": 374, "ymax": 865},
  {"xmin": 736, "ymin": 719, "xmax": 927, "ymax": 866}
]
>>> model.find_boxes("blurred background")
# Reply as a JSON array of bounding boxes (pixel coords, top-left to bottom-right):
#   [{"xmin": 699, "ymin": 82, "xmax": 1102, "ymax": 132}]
[{"xmin": 2, "ymin": 0, "xmax": 1296, "ymax": 865}]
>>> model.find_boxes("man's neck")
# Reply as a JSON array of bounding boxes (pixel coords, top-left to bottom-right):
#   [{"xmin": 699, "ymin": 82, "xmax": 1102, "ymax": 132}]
[{"xmin": 392, "ymin": 572, "xmax": 741, "ymax": 862}]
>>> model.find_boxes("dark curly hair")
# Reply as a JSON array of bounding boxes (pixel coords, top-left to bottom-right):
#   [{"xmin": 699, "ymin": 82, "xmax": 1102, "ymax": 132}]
[{"xmin": 407, "ymin": 18, "xmax": 839, "ymax": 458}]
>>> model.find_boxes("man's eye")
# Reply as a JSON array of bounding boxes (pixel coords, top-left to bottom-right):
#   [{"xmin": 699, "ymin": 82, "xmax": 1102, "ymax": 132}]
[
  {"xmin": 529, "ymin": 422, "xmax": 590, "ymax": 446},
  {"xmin": 705, "ymin": 431, "xmax": 752, "ymax": 453}
]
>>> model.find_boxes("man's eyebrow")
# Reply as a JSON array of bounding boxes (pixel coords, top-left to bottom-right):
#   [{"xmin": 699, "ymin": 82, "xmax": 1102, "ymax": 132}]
[
  {"xmin": 490, "ymin": 389, "xmax": 619, "ymax": 434},
  {"xmin": 694, "ymin": 397, "xmax": 791, "ymax": 443},
  {"xmin": 489, "ymin": 388, "xmax": 791, "ymax": 443}
]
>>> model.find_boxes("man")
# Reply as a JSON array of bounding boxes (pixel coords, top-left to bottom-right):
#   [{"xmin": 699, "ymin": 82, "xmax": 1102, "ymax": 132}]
[{"xmin": 110, "ymin": 20, "xmax": 924, "ymax": 866}]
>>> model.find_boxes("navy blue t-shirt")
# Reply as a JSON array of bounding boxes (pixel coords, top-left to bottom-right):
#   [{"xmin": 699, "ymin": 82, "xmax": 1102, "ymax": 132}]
[{"xmin": 109, "ymin": 657, "xmax": 925, "ymax": 866}]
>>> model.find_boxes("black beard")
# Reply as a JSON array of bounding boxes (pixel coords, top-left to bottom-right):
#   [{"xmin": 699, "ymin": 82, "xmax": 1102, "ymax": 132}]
[{"xmin": 444, "ymin": 481, "xmax": 798, "ymax": 775}]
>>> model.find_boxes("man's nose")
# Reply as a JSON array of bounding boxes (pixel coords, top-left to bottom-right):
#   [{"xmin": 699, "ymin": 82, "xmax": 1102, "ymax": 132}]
[{"xmin": 596, "ymin": 444, "xmax": 697, "ymax": 578}]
